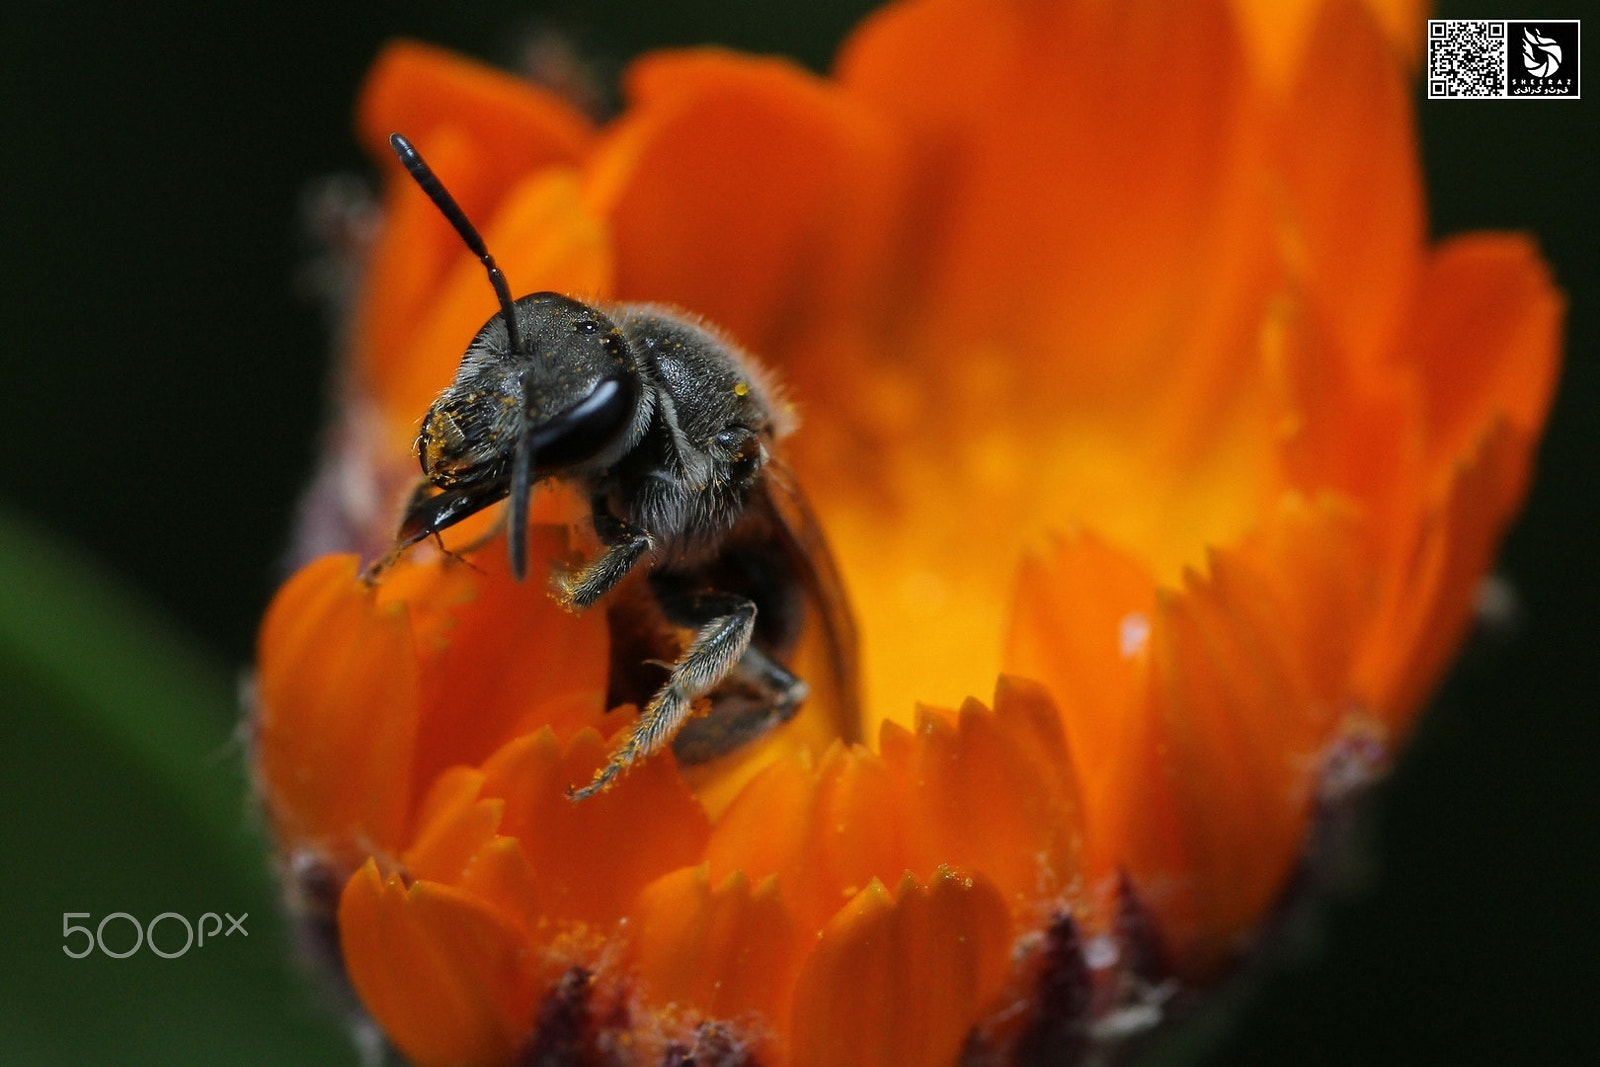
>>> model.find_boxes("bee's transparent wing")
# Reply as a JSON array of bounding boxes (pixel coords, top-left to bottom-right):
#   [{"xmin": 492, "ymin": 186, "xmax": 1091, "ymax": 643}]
[{"xmin": 756, "ymin": 459, "xmax": 862, "ymax": 745}]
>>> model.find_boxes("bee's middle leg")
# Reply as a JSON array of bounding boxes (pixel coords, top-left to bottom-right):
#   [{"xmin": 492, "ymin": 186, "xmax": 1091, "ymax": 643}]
[{"xmin": 569, "ymin": 589, "xmax": 755, "ymax": 800}]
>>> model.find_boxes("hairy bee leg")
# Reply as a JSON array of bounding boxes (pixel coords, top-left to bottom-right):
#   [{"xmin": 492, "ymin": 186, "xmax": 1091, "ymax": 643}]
[
  {"xmin": 650, "ymin": 574, "xmax": 810, "ymax": 764},
  {"xmin": 568, "ymin": 596, "xmax": 755, "ymax": 800},
  {"xmin": 670, "ymin": 644, "xmax": 809, "ymax": 765},
  {"xmin": 555, "ymin": 534, "xmax": 651, "ymax": 610},
  {"xmin": 555, "ymin": 504, "xmax": 653, "ymax": 611}
]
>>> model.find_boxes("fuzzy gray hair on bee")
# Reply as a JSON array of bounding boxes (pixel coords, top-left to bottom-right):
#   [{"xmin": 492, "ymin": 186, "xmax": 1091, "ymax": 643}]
[{"xmin": 369, "ymin": 134, "xmax": 858, "ymax": 799}]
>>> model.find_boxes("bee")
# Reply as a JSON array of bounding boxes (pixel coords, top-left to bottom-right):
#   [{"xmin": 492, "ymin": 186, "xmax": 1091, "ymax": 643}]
[{"xmin": 370, "ymin": 134, "xmax": 859, "ymax": 799}]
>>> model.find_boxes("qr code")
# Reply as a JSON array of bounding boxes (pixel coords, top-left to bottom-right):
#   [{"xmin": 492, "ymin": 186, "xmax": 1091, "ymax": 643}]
[
  {"xmin": 1428, "ymin": 21, "xmax": 1508, "ymax": 97},
  {"xmin": 1429, "ymin": 20, "xmax": 1581, "ymax": 98}
]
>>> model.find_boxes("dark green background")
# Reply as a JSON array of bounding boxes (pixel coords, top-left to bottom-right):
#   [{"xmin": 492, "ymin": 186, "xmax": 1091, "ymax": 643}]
[{"xmin": 0, "ymin": 0, "xmax": 1593, "ymax": 1063}]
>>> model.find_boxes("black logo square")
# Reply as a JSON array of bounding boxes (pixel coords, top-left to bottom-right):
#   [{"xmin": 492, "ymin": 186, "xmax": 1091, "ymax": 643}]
[{"xmin": 1507, "ymin": 21, "xmax": 1580, "ymax": 97}]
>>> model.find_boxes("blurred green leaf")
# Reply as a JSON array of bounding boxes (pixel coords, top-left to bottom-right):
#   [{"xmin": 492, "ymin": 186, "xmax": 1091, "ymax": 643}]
[{"xmin": 0, "ymin": 507, "xmax": 352, "ymax": 1065}]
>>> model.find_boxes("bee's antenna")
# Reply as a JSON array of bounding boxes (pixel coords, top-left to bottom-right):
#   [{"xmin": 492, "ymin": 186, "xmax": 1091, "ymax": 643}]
[
  {"xmin": 507, "ymin": 429, "xmax": 535, "ymax": 581},
  {"xmin": 388, "ymin": 133, "xmax": 528, "ymax": 356}
]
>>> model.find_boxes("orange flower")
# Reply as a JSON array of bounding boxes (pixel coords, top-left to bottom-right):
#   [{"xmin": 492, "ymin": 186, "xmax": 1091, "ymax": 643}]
[{"xmin": 254, "ymin": 0, "xmax": 1562, "ymax": 1063}]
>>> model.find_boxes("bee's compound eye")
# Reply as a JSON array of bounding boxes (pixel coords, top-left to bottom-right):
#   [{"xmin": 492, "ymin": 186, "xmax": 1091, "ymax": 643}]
[{"xmin": 528, "ymin": 374, "xmax": 639, "ymax": 470}]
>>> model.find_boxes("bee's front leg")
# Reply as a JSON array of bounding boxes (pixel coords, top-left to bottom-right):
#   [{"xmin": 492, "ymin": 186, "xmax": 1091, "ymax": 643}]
[
  {"xmin": 554, "ymin": 497, "xmax": 653, "ymax": 611},
  {"xmin": 568, "ymin": 588, "xmax": 756, "ymax": 800}
]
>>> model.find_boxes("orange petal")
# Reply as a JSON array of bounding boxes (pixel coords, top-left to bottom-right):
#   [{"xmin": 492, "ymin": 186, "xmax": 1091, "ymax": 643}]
[
  {"xmin": 1230, "ymin": 0, "xmax": 1426, "ymax": 93},
  {"xmin": 708, "ymin": 745, "xmax": 907, "ymax": 935},
  {"xmin": 1004, "ymin": 529, "xmax": 1159, "ymax": 809},
  {"xmin": 1008, "ymin": 498, "xmax": 1379, "ymax": 967},
  {"xmin": 1357, "ymin": 420, "xmax": 1533, "ymax": 732},
  {"xmin": 1130, "ymin": 502, "xmax": 1385, "ymax": 970},
  {"xmin": 403, "ymin": 767, "xmax": 544, "ymax": 931},
  {"xmin": 403, "ymin": 529, "xmax": 612, "ymax": 798},
  {"xmin": 404, "ymin": 767, "xmax": 501, "ymax": 885},
  {"xmin": 1276, "ymin": 0, "xmax": 1423, "ymax": 369},
  {"xmin": 1130, "ymin": 542, "xmax": 1340, "ymax": 964},
  {"xmin": 478, "ymin": 729, "xmax": 711, "ymax": 927},
  {"xmin": 788, "ymin": 870, "xmax": 1013, "ymax": 1067},
  {"xmin": 823, "ymin": 0, "xmax": 1287, "ymax": 715},
  {"xmin": 1231, "ymin": 0, "xmax": 1333, "ymax": 92},
  {"xmin": 838, "ymin": 0, "xmax": 1265, "ymax": 407},
  {"xmin": 255, "ymin": 554, "xmax": 419, "ymax": 856},
  {"xmin": 1207, "ymin": 496, "xmax": 1377, "ymax": 711},
  {"xmin": 1269, "ymin": 293, "xmax": 1424, "ymax": 535},
  {"xmin": 882, "ymin": 684, "xmax": 1085, "ymax": 921},
  {"xmin": 340, "ymin": 859, "xmax": 539, "ymax": 1067},
  {"xmin": 711, "ymin": 693, "xmax": 1086, "ymax": 936},
  {"xmin": 357, "ymin": 40, "xmax": 593, "ymax": 167},
  {"xmin": 702, "ymin": 756, "xmax": 823, "ymax": 899},
  {"xmin": 806, "ymin": 746, "xmax": 912, "ymax": 927},
  {"xmin": 585, "ymin": 49, "xmax": 905, "ymax": 360},
  {"xmin": 1100, "ymin": 591, "xmax": 1299, "ymax": 974},
  {"xmin": 702, "ymin": 701, "xmax": 1066, "ymax": 1015},
  {"xmin": 631, "ymin": 866, "xmax": 805, "ymax": 1036},
  {"xmin": 1360, "ymin": 0, "xmax": 1429, "ymax": 64},
  {"xmin": 1409, "ymin": 233, "xmax": 1564, "ymax": 496}
]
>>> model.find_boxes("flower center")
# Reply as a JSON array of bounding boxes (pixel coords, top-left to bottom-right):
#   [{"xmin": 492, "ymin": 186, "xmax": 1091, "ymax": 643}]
[{"xmin": 808, "ymin": 337, "xmax": 1281, "ymax": 734}]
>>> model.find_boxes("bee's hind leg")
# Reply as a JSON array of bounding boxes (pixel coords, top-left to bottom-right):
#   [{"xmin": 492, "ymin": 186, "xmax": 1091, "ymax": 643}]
[
  {"xmin": 648, "ymin": 573, "xmax": 811, "ymax": 764},
  {"xmin": 568, "ymin": 588, "xmax": 756, "ymax": 800},
  {"xmin": 669, "ymin": 643, "xmax": 808, "ymax": 766}
]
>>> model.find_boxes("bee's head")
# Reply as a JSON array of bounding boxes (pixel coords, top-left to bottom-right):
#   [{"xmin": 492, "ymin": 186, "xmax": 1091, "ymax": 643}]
[
  {"xmin": 388, "ymin": 133, "xmax": 648, "ymax": 579},
  {"xmin": 417, "ymin": 293, "xmax": 646, "ymax": 487},
  {"xmin": 503, "ymin": 293, "xmax": 647, "ymax": 472}
]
